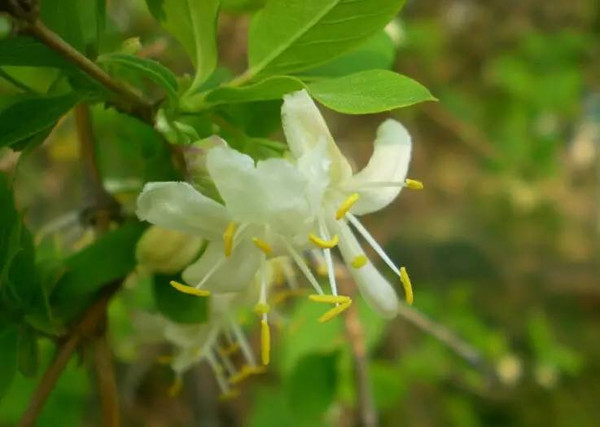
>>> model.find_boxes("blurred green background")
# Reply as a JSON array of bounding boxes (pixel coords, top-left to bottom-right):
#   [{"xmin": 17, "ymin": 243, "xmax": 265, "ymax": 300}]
[{"xmin": 1, "ymin": 0, "xmax": 599, "ymax": 425}]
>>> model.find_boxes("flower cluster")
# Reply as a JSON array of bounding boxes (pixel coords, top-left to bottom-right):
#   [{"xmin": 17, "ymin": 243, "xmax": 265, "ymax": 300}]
[{"xmin": 135, "ymin": 90, "xmax": 422, "ymax": 396}]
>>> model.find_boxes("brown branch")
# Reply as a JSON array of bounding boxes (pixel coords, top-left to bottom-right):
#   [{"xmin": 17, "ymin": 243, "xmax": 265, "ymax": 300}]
[
  {"xmin": 339, "ymin": 279, "xmax": 378, "ymax": 427},
  {"xmin": 18, "ymin": 281, "xmax": 121, "ymax": 427},
  {"xmin": 23, "ymin": 20, "xmax": 153, "ymax": 123},
  {"xmin": 93, "ymin": 329, "xmax": 121, "ymax": 427}
]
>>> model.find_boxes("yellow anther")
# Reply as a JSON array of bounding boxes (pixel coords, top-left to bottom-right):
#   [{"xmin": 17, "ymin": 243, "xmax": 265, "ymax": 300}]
[
  {"xmin": 156, "ymin": 354, "xmax": 173, "ymax": 365},
  {"xmin": 254, "ymin": 302, "xmax": 271, "ymax": 316},
  {"xmin": 261, "ymin": 319, "xmax": 270, "ymax": 366},
  {"xmin": 309, "ymin": 294, "xmax": 351, "ymax": 304},
  {"xmin": 252, "ymin": 237, "xmax": 272, "ymax": 255},
  {"xmin": 318, "ymin": 301, "xmax": 352, "ymax": 323},
  {"xmin": 219, "ymin": 389, "xmax": 240, "ymax": 401},
  {"xmin": 168, "ymin": 376, "xmax": 183, "ymax": 397},
  {"xmin": 308, "ymin": 233, "xmax": 339, "ymax": 249},
  {"xmin": 244, "ymin": 365, "xmax": 267, "ymax": 375},
  {"xmin": 219, "ymin": 343, "xmax": 240, "ymax": 357},
  {"xmin": 405, "ymin": 179, "xmax": 424, "ymax": 190},
  {"xmin": 351, "ymin": 254, "xmax": 368, "ymax": 269},
  {"xmin": 335, "ymin": 193, "xmax": 360, "ymax": 220},
  {"xmin": 223, "ymin": 222, "xmax": 237, "ymax": 257},
  {"xmin": 169, "ymin": 280, "xmax": 211, "ymax": 297},
  {"xmin": 228, "ymin": 369, "xmax": 252, "ymax": 384},
  {"xmin": 399, "ymin": 266, "xmax": 414, "ymax": 305}
]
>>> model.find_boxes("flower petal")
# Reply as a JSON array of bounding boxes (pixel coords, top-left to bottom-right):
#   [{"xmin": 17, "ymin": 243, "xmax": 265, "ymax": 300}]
[
  {"xmin": 336, "ymin": 222, "xmax": 399, "ymax": 318},
  {"xmin": 136, "ymin": 182, "xmax": 229, "ymax": 240},
  {"xmin": 182, "ymin": 239, "xmax": 262, "ymax": 293},
  {"xmin": 347, "ymin": 119, "xmax": 412, "ymax": 215},
  {"xmin": 206, "ymin": 145, "xmax": 314, "ymax": 237},
  {"xmin": 282, "ymin": 90, "xmax": 352, "ymax": 183}
]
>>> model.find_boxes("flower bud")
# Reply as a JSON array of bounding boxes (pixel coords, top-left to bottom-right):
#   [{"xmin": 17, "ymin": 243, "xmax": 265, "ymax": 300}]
[{"xmin": 136, "ymin": 225, "xmax": 203, "ymax": 274}]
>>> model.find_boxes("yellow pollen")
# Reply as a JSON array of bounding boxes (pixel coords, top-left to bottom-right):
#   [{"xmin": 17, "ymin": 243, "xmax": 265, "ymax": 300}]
[
  {"xmin": 309, "ymin": 294, "xmax": 351, "ymax": 304},
  {"xmin": 169, "ymin": 280, "xmax": 211, "ymax": 297},
  {"xmin": 405, "ymin": 179, "xmax": 424, "ymax": 190},
  {"xmin": 261, "ymin": 319, "xmax": 270, "ymax": 366},
  {"xmin": 252, "ymin": 237, "xmax": 272, "ymax": 255},
  {"xmin": 335, "ymin": 193, "xmax": 360, "ymax": 220},
  {"xmin": 219, "ymin": 389, "xmax": 240, "ymax": 401},
  {"xmin": 219, "ymin": 343, "xmax": 240, "ymax": 357},
  {"xmin": 351, "ymin": 254, "xmax": 368, "ymax": 269},
  {"xmin": 254, "ymin": 302, "xmax": 271, "ymax": 316},
  {"xmin": 168, "ymin": 376, "xmax": 183, "ymax": 397},
  {"xmin": 318, "ymin": 300, "xmax": 352, "ymax": 323},
  {"xmin": 156, "ymin": 354, "xmax": 173, "ymax": 365},
  {"xmin": 399, "ymin": 266, "xmax": 414, "ymax": 305},
  {"xmin": 308, "ymin": 233, "xmax": 339, "ymax": 249},
  {"xmin": 223, "ymin": 222, "xmax": 237, "ymax": 257}
]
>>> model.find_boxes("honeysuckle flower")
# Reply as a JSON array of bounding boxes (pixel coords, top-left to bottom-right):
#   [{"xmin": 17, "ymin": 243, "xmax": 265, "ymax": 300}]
[{"xmin": 281, "ymin": 89, "xmax": 422, "ymax": 318}]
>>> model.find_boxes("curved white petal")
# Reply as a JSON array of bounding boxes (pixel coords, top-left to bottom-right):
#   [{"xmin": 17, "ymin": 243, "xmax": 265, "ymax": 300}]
[
  {"xmin": 282, "ymin": 90, "xmax": 352, "ymax": 183},
  {"xmin": 182, "ymin": 239, "xmax": 261, "ymax": 293},
  {"xmin": 346, "ymin": 119, "xmax": 412, "ymax": 215},
  {"xmin": 336, "ymin": 222, "xmax": 399, "ymax": 318},
  {"xmin": 136, "ymin": 182, "xmax": 229, "ymax": 240},
  {"xmin": 206, "ymin": 145, "xmax": 314, "ymax": 237}
]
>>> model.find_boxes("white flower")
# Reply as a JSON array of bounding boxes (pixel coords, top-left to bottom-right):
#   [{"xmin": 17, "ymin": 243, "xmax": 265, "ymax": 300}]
[{"xmin": 281, "ymin": 89, "xmax": 421, "ymax": 318}]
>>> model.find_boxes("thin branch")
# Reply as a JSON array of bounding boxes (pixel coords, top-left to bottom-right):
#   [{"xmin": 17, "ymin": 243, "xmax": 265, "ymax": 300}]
[
  {"xmin": 93, "ymin": 329, "xmax": 121, "ymax": 427},
  {"xmin": 23, "ymin": 20, "xmax": 153, "ymax": 123},
  {"xmin": 339, "ymin": 279, "xmax": 378, "ymax": 427},
  {"xmin": 18, "ymin": 281, "xmax": 121, "ymax": 427}
]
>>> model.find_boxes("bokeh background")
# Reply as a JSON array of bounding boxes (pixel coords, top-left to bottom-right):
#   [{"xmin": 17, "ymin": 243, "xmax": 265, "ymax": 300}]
[{"xmin": 1, "ymin": 0, "xmax": 599, "ymax": 425}]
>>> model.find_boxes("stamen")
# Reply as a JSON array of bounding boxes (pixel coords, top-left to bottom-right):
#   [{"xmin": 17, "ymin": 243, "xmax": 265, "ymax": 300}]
[
  {"xmin": 318, "ymin": 220, "xmax": 339, "ymax": 296},
  {"xmin": 346, "ymin": 213, "xmax": 400, "ymax": 276},
  {"xmin": 308, "ymin": 233, "xmax": 339, "ymax": 249},
  {"xmin": 223, "ymin": 222, "xmax": 237, "ymax": 257},
  {"xmin": 168, "ymin": 376, "xmax": 183, "ymax": 397},
  {"xmin": 335, "ymin": 193, "xmax": 361, "ymax": 220},
  {"xmin": 318, "ymin": 301, "xmax": 352, "ymax": 323},
  {"xmin": 399, "ymin": 266, "xmax": 414, "ymax": 305},
  {"xmin": 284, "ymin": 241, "xmax": 324, "ymax": 295},
  {"xmin": 405, "ymin": 179, "xmax": 424, "ymax": 190},
  {"xmin": 309, "ymin": 294, "xmax": 351, "ymax": 304},
  {"xmin": 252, "ymin": 237, "xmax": 273, "ymax": 255},
  {"xmin": 229, "ymin": 318, "xmax": 257, "ymax": 367},
  {"xmin": 351, "ymin": 254, "xmax": 368, "ymax": 269},
  {"xmin": 170, "ymin": 280, "xmax": 211, "ymax": 297},
  {"xmin": 254, "ymin": 302, "xmax": 271, "ymax": 316},
  {"xmin": 229, "ymin": 369, "xmax": 253, "ymax": 384},
  {"xmin": 261, "ymin": 318, "xmax": 270, "ymax": 366}
]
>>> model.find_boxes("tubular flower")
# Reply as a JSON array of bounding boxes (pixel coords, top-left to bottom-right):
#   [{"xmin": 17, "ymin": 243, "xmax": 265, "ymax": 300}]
[{"xmin": 282, "ymin": 89, "xmax": 421, "ymax": 318}]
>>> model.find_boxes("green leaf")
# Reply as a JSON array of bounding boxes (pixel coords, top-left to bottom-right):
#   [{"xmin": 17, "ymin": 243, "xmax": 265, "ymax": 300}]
[
  {"xmin": 146, "ymin": 0, "xmax": 220, "ymax": 92},
  {"xmin": 17, "ymin": 325, "xmax": 39, "ymax": 378},
  {"xmin": 0, "ymin": 93, "xmax": 80, "ymax": 149},
  {"xmin": 152, "ymin": 274, "xmax": 209, "ymax": 324},
  {"xmin": 0, "ymin": 325, "xmax": 18, "ymax": 400},
  {"xmin": 285, "ymin": 352, "xmax": 339, "ymax": 422},
  {"xmin": 205, "ymin": 76, "xmax": 303, "ymax": 105},
  {"xmin": 0, "ymin": 173, "xmax": 39, "ymax": 315},
  {"xmin": 308, "ymin": 69, "xmax": 435, "ymax": 114},
  {"xmin": 0, "ymin": 37, "xmax": 74, "ymax": 69},
  {"xmin": 98, "ymin": 53, "xmax": 179, "ymax": 102},
  {"xmin": 301, "ymin": 31, "xmax": 396, "ymax": 77},
  {"xmin": 248, "ymin": 0, "xmax": 405, "ymax": 77},
  {"xmin": 50, "ymin": 222, "xmax": 146, "ymax": 324}
]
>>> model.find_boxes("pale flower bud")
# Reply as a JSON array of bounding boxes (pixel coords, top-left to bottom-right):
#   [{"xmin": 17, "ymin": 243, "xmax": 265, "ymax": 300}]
[{"xmin": 136, "ymin": 226, "xmax": 203, "ymax": 274}]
